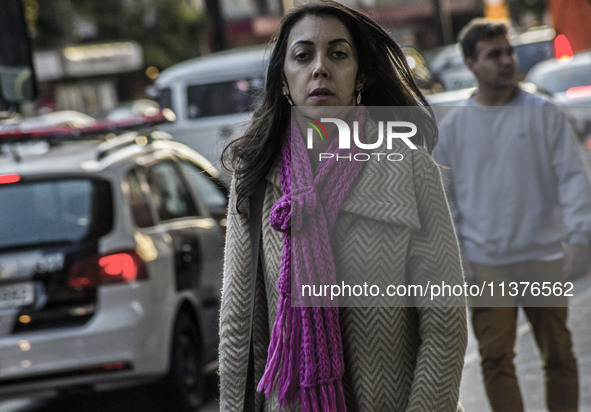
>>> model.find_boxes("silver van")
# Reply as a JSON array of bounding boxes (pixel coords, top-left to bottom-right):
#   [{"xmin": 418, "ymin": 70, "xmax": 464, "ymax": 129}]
[{"xmin": 155, "ymin": 46, "xmax": 270, "ymax": 177}]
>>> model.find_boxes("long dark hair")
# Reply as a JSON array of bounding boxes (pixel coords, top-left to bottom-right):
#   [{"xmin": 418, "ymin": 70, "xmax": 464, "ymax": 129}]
[{"xmin": 222, "ymin": 0, "xmax": 437, "ymax": 214}]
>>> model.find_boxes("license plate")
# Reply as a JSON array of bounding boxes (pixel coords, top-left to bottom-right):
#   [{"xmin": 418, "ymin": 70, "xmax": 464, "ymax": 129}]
[{"xmin": 0, "ymin": 282, "xmax": 34, "ymax": 310}]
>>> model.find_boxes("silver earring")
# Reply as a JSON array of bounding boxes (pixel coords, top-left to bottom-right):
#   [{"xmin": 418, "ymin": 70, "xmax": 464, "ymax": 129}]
[
  {"xmin": 283, "ymin": 92, "xmax": 294, "ymax": 106},
  {"xmin": 356, "ymin": 90, "xmax": 361, "ymax": 105}
]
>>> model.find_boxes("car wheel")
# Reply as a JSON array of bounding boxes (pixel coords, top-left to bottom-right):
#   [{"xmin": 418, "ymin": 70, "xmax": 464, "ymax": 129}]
[{"xmin": 159, "ymin": 310, "xmax": 204, "ymax": 411}]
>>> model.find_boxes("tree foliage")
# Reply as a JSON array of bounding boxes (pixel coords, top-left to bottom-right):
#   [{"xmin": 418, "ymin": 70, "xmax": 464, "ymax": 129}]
[{"xmin": 24, "ymin": 0, "xmax": 205, "ymax": 70}]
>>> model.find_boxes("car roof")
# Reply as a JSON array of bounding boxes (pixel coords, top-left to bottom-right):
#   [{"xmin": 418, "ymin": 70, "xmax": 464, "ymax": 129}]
[
  {"xmin": 512, "ymin": 26, "xmax": 555, "ymax": 45},
  {"xmin": 0, "ymin": 132, "xmax": 219, "ymax": 178},
  {"xmin": 0, "ymin": 140, "xmax": 103, "ymax": 176},
  {"xmin": 427, "ymin": 87, "xmax": 475, "ymax": 105},
  {"xmin": 156, "ymin": 46, "xmax": 270, "ymax": 86},
  {"xmin": 526, "ymin": 50, "xmax": 591, "ymax": 79}
]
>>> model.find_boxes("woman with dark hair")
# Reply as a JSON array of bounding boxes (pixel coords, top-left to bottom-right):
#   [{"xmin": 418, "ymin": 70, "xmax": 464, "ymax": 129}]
[
  {"xmin": 219, "ymin": 1, "xmax": 467, "ymax": 411},
  {"xmin": 224, "ymin": 0, "xmax": 439, "ymax": 213}
]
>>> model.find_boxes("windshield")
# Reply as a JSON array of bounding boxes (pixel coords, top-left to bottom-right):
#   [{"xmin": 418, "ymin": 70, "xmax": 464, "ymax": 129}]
[
  {"xmin": 185, "ymin": 77, "xmax": 264, "ymax": 119},
  {"xmin": 0, "ymin": 178, "xmax": 113, "ymax": 249}
]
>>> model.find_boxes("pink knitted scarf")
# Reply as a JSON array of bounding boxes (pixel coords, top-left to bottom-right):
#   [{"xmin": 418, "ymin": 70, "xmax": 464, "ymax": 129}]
[{"xmin": 257, "ymin": 107, "xmax": 367, "ymax": 411}]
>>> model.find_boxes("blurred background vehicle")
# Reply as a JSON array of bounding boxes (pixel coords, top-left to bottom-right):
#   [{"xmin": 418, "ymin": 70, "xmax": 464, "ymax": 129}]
[
  {"xmin": 511, "ymin": 26, "xmax": 557, "ymax": 75},
  {"xmin": 525, "ymin": 50, "xmax": 591, "ymax": 142},
  {"xmin": 0, "ymin": 129, "xmax": 227, "ymax": 411},
  {"xmin": 16, "ymin": 110, "xmax": 96, "ymax": 131},
  {"xmin": 0, "ymin": 4, "xmax": 228, "ymax": 409},
  {"xmin": 98, "ymin": 99, "xmax": 160, "ymax": 123},
  {"xmin": 426, "ymin": 43, "xmax": 476, "ymax": 91},
  {"xmin": 154, "ymin": 46, "xmax": 268, "ymax": 177}
]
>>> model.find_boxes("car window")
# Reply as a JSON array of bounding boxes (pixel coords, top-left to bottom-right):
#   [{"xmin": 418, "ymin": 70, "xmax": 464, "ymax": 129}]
[
  {"xmin": 145, "ymin": 160, "xmax": 200, "ymax": 221},
  {"xmin": 186, "ymin": 77, "xmax": 264, "ymax": 119},
  {"xmin": 125, "ymin": 168, "xmax": 155, "ymax": 228},
  {"xmin": 178, "ymin": 160, "xmax": 227, "ymax": 212},
  {"xmin": 514, "ymin": 41, "xmax": 554, "ymax": 74},
  {"xmin": 158, "ymin": 87, "xmax": 173, "ymax": 117},
  {"xmin": 0, "ymin": 178, "xmax": 112, "ymax": 249}
]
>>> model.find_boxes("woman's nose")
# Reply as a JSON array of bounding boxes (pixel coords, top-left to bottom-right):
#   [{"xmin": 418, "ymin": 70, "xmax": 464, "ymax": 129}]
[{"xmin": 313, "ymin": 56, "xmax": 329, "ymax": 78}]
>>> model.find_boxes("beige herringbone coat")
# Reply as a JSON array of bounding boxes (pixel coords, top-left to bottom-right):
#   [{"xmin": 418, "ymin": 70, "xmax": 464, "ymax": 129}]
[{"xmin": 219, "ymin": 126, "xmax": 468, "ymax": 411}]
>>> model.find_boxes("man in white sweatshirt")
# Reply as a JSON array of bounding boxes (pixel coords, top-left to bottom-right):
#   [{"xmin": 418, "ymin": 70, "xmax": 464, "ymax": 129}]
[{"xmin": 435, "ymin": 18, "xmax": 591, "ymax": 412}]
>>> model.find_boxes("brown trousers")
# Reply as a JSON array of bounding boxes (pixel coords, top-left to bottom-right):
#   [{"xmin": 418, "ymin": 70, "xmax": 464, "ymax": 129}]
[{"xmin": 470, "ymin": 259, "xmax": 578, "ymax": 412}]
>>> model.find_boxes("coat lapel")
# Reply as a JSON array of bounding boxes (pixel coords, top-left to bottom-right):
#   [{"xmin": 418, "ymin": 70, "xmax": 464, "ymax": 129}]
[{"xmin": 340, "ymin": 120, "xmax": 421, "ymax": 231}]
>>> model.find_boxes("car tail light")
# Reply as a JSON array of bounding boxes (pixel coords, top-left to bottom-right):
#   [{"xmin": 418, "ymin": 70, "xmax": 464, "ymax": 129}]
[
  {"xmin": 84, "ymin": 361, "xmax": 132, "ymax": 374},
  {"xmin": 0, "ymin": 174, "xmax": 21, "ymax": 184},
  {"xmin": 68, "ymin": 250, "xmax": 148, "ymax": 289},
  {"xmin": 554, "ymin": 34, "xmax": 573, "ymax": 61},
  {"xmin": 566, "ymin": 85, "xmax": 591, "ymax": 99}
]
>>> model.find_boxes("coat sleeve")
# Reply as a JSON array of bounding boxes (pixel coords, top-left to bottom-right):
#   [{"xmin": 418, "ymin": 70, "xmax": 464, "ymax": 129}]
[
  {"xmin": 404, "ymin": 149, "xmax": 468, "ymax": 412},
  {"xmin": 218, "ymin": 176, "xmax": 255, "ymax": 411}
]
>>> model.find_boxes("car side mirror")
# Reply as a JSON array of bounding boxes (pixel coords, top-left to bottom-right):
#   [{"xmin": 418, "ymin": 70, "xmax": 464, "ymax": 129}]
[{"xmin": 0, "ymin": 0, "xmax": 37, "ymax": 104}]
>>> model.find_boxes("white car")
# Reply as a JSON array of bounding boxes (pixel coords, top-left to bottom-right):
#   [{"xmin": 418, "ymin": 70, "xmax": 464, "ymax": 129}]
[
  {"xmin": 0, "ymin": 129, "xmax": 227, "ymax": 411},
  {"xmin": 155, "ymin": 46, "xmax": 269, "ymax": 176}
]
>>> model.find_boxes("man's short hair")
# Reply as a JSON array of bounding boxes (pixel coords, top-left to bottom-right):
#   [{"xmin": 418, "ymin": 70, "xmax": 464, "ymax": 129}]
[{"xmin": 458, "ymin": 18, "xmax": 510, "ymax": 60}]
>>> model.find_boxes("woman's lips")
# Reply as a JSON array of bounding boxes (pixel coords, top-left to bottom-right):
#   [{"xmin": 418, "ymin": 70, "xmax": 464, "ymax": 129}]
[{"xmin": 309, "ymin": 88, "xmax": 335, "ymax": 101}]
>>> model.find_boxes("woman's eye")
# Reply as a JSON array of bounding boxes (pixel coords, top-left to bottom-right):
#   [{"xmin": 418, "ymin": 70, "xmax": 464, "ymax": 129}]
[
  {"xmin": 294, "ymin": 52, "xmax": 309, "ymax": 61},
  {"xmin": 332, "ymin": 50, "xmax": 347, "ymax": 59}
]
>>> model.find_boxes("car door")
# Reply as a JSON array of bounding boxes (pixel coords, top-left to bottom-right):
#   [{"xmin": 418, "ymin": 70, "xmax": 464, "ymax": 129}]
[
  {"xmin": 175, "ymin": 157, "xmax": 228, "ymax": 237},
  {"xmin": 142, "ymin": 158, "xmax": 224, "ymax": 361}
]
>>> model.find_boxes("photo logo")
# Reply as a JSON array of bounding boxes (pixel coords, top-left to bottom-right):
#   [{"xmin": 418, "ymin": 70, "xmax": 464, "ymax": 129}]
[
  {"xmin": 304, "ymin": 116, "xmax": 328, "ymax": 143},
  {"xmin": 305, "ymin": 117, "xmax": 418, "ymax": 162},
  {"xmin": 305, "ymin": 117, "xmax": 418, "ymax": 150}
]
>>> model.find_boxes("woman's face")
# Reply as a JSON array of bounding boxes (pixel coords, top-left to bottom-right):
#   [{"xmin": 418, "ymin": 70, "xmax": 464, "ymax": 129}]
[{"xmin": 283, "ymin": 14, "xmax": 360, "ymax": 108}]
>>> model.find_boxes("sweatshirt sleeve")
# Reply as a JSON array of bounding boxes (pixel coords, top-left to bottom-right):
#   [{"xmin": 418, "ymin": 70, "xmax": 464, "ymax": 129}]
[
  {"xmin": 547, "ymin": 105, "xmax": 591, "ymax": 245},
  {"xmin": 405, "ymin": 149, "xmax": 468, "ymax": 412},
  {"xmin": 218, "ymin": 176, "xmax": 253, "ymax": 411}
]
